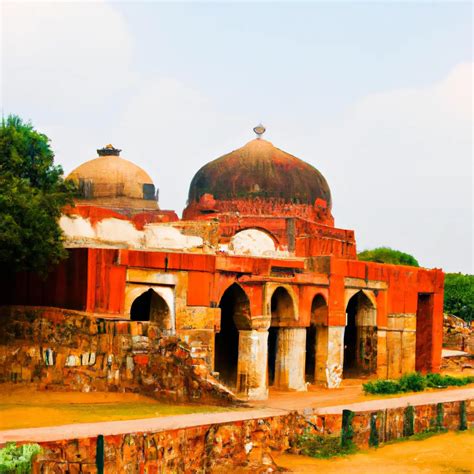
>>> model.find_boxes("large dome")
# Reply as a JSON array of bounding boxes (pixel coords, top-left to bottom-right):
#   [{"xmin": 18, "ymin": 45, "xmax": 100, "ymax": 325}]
[
  {"xmin": 67, "ymin": 145, "xmax": 158, "ymax": 209},
  {"xmin": 187, "ymin": 138, "xmax": 331, "ymax": 208}
]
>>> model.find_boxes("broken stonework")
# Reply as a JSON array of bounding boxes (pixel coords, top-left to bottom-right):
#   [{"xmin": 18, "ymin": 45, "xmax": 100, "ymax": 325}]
[{"xmin": 0, "ymin": 306, "xmax": 236, "ymax": 405}]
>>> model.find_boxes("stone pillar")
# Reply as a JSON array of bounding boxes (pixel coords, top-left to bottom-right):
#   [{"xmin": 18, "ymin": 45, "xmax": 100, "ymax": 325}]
[
  {"xmin": 376, "ymin": 329, "xmax": 388, "ymax": 379},
  {"xmin": 274, "ymin": 328, "xmax": 307, "ymax": 391},
  {"xmin": 326, "ymin": 326, "xmax": 345, "ymax": 388},
  {"xmin": 315, "ymin": 325, "xmax": 328, "ymax": 383},
  {"xmin": 236, "ymin": 330, "xmax": 268, "ymax": 400},
  {"xmin": 401, "ymin": 330, "xmax": 416, "ymax": 374}
]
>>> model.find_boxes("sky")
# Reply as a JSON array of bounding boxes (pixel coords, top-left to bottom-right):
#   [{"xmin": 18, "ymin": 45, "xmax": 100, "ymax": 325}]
[{"xmin": 2, "ymin": 1, "xmax": 473, "ymax": 273}]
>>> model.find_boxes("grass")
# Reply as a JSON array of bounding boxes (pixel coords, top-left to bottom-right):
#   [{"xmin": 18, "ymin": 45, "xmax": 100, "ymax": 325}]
[
  {"xmin": 0, "ymin": 391, "xmax": 234, "ymax": 430},
  {"xmin": 296, "ymin": 430, "xmax": 358, "ymax": 459},
  {"xmin": 363, "ymin": 372, "xmax": 474, "ymax": 395}
]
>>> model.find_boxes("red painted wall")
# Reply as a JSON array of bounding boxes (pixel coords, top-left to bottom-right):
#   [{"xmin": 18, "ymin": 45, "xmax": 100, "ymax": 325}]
[{"xmin": 0, "ymin": 248, "xmax": 89, "ymax": 310}]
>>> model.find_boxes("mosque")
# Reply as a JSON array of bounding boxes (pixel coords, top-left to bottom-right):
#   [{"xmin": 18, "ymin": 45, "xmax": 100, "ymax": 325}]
[{"xmin": 0, "ymin": 126, "xmax": 444, "ymax": 400}]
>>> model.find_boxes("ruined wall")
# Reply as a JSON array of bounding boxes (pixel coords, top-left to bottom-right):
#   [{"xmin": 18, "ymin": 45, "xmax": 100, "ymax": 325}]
[
  {"xmin": 30, "ymin": 399, "xmax": 474, "ymax": 473},
  {"xmin": 443, "ymin": 313, "xmax": 474, "ymax": 353},
  {"xmin": 0, "ymin": 306, "xmax": 234, "ymax": 405}
]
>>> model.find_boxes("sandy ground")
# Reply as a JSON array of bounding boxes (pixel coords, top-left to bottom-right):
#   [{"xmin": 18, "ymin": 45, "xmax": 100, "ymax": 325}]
[
  {"xmin": 274, "ymin": 431, "xmax": 474, "ymax": 473},
  {"xmin": 1, "ymin": 367, "xmax": 472, "ymax": 431},
  {"xmin": 0, "ymin": 387, "xmax": 228, "ymax": 430}
]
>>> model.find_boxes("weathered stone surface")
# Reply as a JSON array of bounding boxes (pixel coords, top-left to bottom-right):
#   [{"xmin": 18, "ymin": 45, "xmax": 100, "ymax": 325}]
[
  {"xmin": 0, "ymin": 306, "xmax": 235, "ymax": 405},
  {"xmin": 30, "ymin": 398, "xmax": 473, "ymax": 473}
]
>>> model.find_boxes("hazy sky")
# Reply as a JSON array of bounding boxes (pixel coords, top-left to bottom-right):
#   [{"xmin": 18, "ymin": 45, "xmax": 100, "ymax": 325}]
[{"xmin": 2, "ymin": 1, "xmax": 472, "ymax": 273}]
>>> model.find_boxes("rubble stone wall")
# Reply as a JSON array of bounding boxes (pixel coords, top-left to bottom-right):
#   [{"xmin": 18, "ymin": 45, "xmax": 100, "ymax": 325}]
[
  {"xmin": 29, "ymin": 399, "xmax": 474, "ymax": 473},
  {"xmin": 443, "ymin": 314, "xmax": 474, "ymax": 353},
  {"xmin": 0, "ymin": 306, "xmax": 234, "ymax": 405}
]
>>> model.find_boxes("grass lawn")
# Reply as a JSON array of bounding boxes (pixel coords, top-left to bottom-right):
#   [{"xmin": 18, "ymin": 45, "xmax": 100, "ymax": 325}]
[{"xmin": 0, "ymin": 389, "xmax": 233, "ymax": 430}]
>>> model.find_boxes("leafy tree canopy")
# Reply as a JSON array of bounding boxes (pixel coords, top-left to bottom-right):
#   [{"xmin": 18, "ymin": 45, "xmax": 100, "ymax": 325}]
[
  {"xmin": 444, "ymin": 273, "xmax": 474, "ymax": 323},
  {"xmin": 0, "ymin": 115, "xmax": 75, "ymax": 274},
  {"xmin": 357, "ymin": 246, "xmax": 419, "ymax": 267}
]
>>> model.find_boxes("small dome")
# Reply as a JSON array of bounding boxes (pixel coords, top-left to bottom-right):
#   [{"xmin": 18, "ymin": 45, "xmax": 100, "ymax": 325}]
[
  {"xmin": 187, "ymin": 138, "xmax": 331, "ymax": 208},
  {"xmin": 67, "ymin": 145, "xmax": 158, "ymax": 209}
]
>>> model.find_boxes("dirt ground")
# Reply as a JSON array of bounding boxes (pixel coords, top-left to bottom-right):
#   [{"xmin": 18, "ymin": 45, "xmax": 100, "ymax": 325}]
[
  {"xmin": 1, "ymin": 366, "xmax": 472, "ymax": 431},
  {"xmin": 0, "ymin": 387, "xmax": 229, "ymax": 430},
  {"xmin": 274, "ymin": 431, "xmax": 474, "ymax": 473}
]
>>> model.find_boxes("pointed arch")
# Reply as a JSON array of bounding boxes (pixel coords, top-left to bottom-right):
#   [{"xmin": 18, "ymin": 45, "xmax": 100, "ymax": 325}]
[
  {"xmin": 215, "ymin": 283, "xmax": 251, "ymax": 389},
  {"xmin": 344, "ymin": 290, "xmax": 377, "ymax": 377}
]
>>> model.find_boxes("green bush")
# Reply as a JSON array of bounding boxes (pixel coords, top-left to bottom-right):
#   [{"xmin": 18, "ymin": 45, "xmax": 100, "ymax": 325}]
[
  {"xmin": 363, "ymin": 379, "xmax": 401, "ymax": 394},
  {"xmin": 357, "ymin": 247, "xmax": 419, "ymax": 267},
  {"xmin": 399, "ymin": 372, "xmax": 427, "ymax": 392},
  {"xmin": 0, "ymin": 443, "xmax": 41, "ymax": 473},
  {"xmin": 296, "ymin": 429, "xmax": 357, "ymax": 459},
  {"xmin": 363, "ymin": 373, "xmax": 474, "ymax": 395},
  {"xmin": 426, "ymin": 373, "xmax": 474, "ymax": 388}
]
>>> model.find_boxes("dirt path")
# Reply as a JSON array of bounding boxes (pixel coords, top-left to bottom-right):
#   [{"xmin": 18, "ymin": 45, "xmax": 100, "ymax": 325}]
[
  {"xmin": 1, "ymin": 387, "xmax": 472, "ymax": 444},
  {"xmin": 274, "ymin": 431, "xmax": 474, "ymax": 473}
]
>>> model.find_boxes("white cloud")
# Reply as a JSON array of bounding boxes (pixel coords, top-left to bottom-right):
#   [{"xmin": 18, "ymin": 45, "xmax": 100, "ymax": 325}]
[
  {"xmin": 315, "ymin": 62, "xmax": 473, "ymax": 273},
  {"xmin": 3, "ymin": 1, "xmax": 135, "ymax": 112},
  {"xmin": 2, "ymin": 2, "xmax": 471, "ymax": 274}
]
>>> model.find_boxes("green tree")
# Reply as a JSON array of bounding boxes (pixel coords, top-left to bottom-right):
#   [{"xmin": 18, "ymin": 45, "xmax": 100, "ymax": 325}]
[
  {"xmin": 444, "ymin": 273, "xmax": 474, "ymax": 322},
  {"xmin": 357, "ymin": 246, "xmax": 419, "ymax": 267},
  {"xmin": 0, "ymin": 115, "xmax": 75, "ymax": 274}
]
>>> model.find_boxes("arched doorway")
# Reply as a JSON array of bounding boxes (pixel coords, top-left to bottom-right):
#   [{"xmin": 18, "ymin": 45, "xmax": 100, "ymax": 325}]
[
  {"xmin": 268, "ymin": 286, "xmax": 295, "ymax": 387},
  {"xmin": 305, "ymin": 294, "xmax": 328, "ymax": 383},
  {"xmin": 344, "ymin": 291, "xmax": 377, "ymax": 377},
  {"xmin": 215, "ymin": 284, "xmax": 250, "ymax": 389},
  {"xmin": 130, "ymin": 289, "xmax": 171, "ymax": 329},
  {"xmin": 271, "ymin": 287, "xmax": 295, "ymax": 321}
]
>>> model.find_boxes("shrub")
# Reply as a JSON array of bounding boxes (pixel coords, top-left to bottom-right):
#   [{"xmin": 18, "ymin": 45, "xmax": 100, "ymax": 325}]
[
  {"xmin": 363, "ymin": 379, "xmax": 401, "ymax": 394},
  {"xmin": 296, "ymin": 429, "xmax": 357, "ymax": 459},
  {"xmin": 399, "ymin": 372, "xmax": 427, "ymax": 392},
  {"xmin": 426, "ymin": 373, "xmax": 474, "ymax": 388},
  {"xmin": 0, "ymin": 443, "xmax": 41, "ymax": 473},
  {"xmin": 363, "ymin": 373, "xmax": 474, "ymax": 395}
]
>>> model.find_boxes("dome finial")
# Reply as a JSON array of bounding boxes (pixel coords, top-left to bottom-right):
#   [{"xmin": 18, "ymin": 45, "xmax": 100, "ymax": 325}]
[
  {"xmin": 97, "ymin": 144, "xmax": 121, "ymax": 156},
  {"xmin": 253, "ymin": 123, "xmax": 266, "ymax": 139}
]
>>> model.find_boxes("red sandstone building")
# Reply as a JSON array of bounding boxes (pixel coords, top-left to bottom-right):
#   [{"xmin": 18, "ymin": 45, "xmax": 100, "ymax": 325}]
[{"xmin": 0, "ymin": 130, "xmax": 444, "ymax": 400}]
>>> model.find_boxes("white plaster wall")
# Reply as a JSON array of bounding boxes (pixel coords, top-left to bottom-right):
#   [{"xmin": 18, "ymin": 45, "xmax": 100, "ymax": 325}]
[
  {"xmin": 96, "ymin": 218, "xmax": 144, "ymax": 247},
  {"xmin": 144, "ymin": 225, "xmax": 203, "ymax": 250},
  {"xmin": 60, "ymin": 215, "xmax": 95, "ymax": 239},
  {"xmin": 230, "ymin": 229, "xmax": 276, "ymax": 256},
  {"xmin": 60, "ymin": 214, "xmax": 205, "ymax": 251}
]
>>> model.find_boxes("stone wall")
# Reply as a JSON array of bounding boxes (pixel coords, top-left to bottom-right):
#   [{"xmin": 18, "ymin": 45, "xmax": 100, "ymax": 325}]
[
  {"xmin": 443, "ymin": 313, "xmax": 473, "ymax": 353},
  {"xmin": 0, "ymin": 306, "xmax": 234, "ymax": 405},
  {"xmin": 29, "ymin": 398, "xmax": 474, "ymax": 473},
  {"xmin": 385, "ymin": 313, "xmax": 416, "ymax": 378}
]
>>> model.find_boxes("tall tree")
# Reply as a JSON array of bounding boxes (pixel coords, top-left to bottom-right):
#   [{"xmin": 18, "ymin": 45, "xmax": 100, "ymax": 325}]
[
  {"xmin": 0, "ymin": 115, "xmax": 75, "ymax": 274},
  {"xmin": 444, "ymin": 273, "xmax": 474, "ymax": 323},
  {"xmin": 357, "ymin": 247, "xmax": 419, "ymax": 267}
]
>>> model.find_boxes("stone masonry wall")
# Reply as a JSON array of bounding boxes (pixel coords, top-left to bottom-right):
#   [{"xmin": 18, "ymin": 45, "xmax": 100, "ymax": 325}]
[
  {"xmin": 443, "ymin": 313, "xmax": 474, "ymax": 353},
  {"xmin": 29, "ymin": 399, "xmax": 474, "ymax": 473},
  {"xmin": 0, "ymin": 306, "xmax": 234, "ymax": 405}
]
